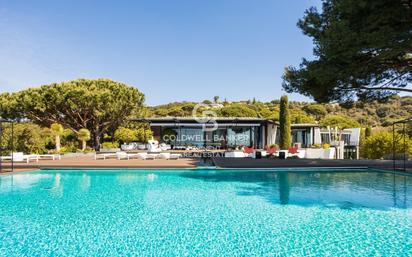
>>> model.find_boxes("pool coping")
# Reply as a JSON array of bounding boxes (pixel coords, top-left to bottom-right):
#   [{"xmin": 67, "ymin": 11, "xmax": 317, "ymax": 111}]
[{"xmin": 2, "ymin": 166, "xmax": 411, "ymax": 177}]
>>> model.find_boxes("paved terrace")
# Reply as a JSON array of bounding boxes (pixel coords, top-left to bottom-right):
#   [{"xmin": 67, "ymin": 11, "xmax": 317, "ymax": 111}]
[
  {"xmin": 1, "ymin": 156, "xmax": 411, "ymax": 174},
  {"xmin": 0, "ymin": 156, "xmax": 199, "ymax": 173},
  {"xmin": 212, "ymin": 157, "xmax": 412, "ymax": 173}
]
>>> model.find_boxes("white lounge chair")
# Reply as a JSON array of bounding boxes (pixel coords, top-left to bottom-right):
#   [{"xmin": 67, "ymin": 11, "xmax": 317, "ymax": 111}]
[
  {"xmin": 24, "ymin": 154, "xmax": 39, "ymax": 163},
  {"xmin": 0, "ymin": 152, "xmax": 38, "ymax": 163},
  {"xmin": 159, "ymin": 153, "xmax": 171, "ymax": 159},
  {"xmin": 136, "ymin": 153, "xmax": 148, "ymax": 160},
  {"xmin": 94, "ymin": 153, "xmax": 117, "ymax": 160},
  {"xmin": 157, "ymin": 152, "xmax": 181, "ymax": 160},
  {"xmin": 146, "ymin": 153, "xmax": 159, "ymax": 160},
  {"xmin": 116, "ymin": 152, "xmax": 140, "ymax": 160},
  {"xmin": 169, "ymin": 153, "xmax": 181, "ymax": 160},
  {"xmin": 225, "ymin": 151, "xmax": 248, "ymax": 158},
  {"xmin": 38, "ymin": 154, "xmax": 61, "ymax": 160}
]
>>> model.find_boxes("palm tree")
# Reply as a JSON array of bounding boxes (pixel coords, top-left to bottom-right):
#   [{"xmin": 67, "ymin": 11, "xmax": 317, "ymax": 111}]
[
  {"xmin": 78, "ymin": 128, "xmax": 91, "ymax": 151},
  {"xmin": 50, "ymin": 123, "xmax": 64, "ymax": 152}
]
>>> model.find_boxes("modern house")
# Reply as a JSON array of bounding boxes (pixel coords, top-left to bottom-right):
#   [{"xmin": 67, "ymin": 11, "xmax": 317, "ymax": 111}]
[
  {"xmin": 133, "ymin": 117, "xmax": 360, "ymax": 159},
  {"xmin": 134, "ymin": 117, "xmax": 274, "ymax": 149}
]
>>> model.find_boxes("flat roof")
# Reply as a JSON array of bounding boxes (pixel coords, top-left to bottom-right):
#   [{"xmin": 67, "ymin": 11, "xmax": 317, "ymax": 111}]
[
  {"xmin": 132, "ymin": 117, "xmax": 274, "ymax": 125},
  {"xmin": 291, "ymin": 123, "xmax": 320, "ymax": 128},
  {"xmin": 131, "ymin": 117, "xmax": 323, "ymax": 127}
]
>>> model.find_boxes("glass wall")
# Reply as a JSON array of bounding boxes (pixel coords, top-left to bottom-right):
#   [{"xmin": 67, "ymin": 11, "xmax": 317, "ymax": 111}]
[
  {"xmin": 292, "ymin": 129, "xmax": 311, "ymax": 147},
  {"xmin": 160, "ymin": 125, "xmax": 261, "ymax": 149},
  {"xmin": 173, "ymin": 127, "xmax": 204, "ymax": 147},
  {"xmin": 226, "ymin": 127, "xmax": 255, "ymax": 148}
]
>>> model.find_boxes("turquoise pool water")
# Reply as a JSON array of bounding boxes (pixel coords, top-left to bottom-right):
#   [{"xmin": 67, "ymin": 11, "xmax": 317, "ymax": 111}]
[{"xmin": 0, "ymin": 169, "xmax": 411, "ymax": 256}]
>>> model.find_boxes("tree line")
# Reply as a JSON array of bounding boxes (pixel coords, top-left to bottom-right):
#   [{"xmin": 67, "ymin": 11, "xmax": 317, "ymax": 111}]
[{"xmin": 0, "ymin": 78, "xmax": 146, "ymax": 151}]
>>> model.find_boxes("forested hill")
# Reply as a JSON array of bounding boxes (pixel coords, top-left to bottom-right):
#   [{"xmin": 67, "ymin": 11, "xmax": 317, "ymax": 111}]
[{"xmin": 147, "ymin": 96, "xmax": 412, "ymax": 128}]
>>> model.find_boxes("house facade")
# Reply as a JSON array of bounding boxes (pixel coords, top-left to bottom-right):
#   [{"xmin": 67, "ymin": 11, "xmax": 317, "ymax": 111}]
[{"xmin": 134, "ymin": 117, "xmax": 360, "ymax": 159}]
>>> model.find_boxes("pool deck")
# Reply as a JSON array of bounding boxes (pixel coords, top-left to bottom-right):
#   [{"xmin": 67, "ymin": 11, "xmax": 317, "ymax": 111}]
[
  {"xmin": 212, "ymin": 157, "xmax": 412, "ymax": 173},
  {"xmin": 1, "ymin": 156, "xmax": 411, "ymax": 174},
  {"xmin": 0, "ymin": 156, "xmax": 199, "ymax": 173}
]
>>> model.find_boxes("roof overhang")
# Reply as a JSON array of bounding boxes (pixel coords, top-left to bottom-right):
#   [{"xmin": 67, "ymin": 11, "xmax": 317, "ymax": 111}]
[{"xmin": 131, "ymin": 117, "xmax": 274, "ymax": 127}]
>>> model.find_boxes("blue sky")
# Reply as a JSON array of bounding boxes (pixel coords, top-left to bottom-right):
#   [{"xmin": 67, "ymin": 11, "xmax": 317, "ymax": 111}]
[{"xmin": 0, "ymin": 0, "xmax": 320, "ymax": 105}]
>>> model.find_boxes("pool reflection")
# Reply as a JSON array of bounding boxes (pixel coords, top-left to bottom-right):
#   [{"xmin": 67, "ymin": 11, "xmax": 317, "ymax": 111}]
[{"xmin": 180, "ymin": 170, "xmax": 412, "ymax": 210}]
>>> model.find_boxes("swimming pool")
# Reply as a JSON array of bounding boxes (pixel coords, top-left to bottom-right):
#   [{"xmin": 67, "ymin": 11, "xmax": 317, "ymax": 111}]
[{"xmin": 0, "ymin": 169, "xmax": 411, "ymax": 256}]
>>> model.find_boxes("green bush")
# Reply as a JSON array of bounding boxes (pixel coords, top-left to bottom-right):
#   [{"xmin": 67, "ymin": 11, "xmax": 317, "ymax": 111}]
[
  {"xmin": 0, "ymin": 123, "xmax": 49, "ymax": 154},
  {"xmin": 102, "ymin": 142, "xmax": 119, "ymax": 149},
  {"xmin": 114, "ymin": 127, "xmax": 137, "ymax": 143},
  {"xmin": 135, "ymin": 128, "xmax": 153, "ymax": 143},
  {"xmin": 362, "ymin": 132, "xmax": 412, "ymax": 159}
]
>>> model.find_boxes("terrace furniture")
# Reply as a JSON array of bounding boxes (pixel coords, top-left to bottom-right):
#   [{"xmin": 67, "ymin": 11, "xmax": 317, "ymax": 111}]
[
  {"xmin": 94, "ymin": 153, "xmax": 118, "ymax": 160},
  {"xmin": 159, "ymin": 143, "xmax": 171, "ymax": 151},
  {"xmin": 146, "ymin": 153, "xmax": 159, "ymax": 160},
  {"xmin": 159, "ymin": 153, "xmax": 171, "ymax": 159},
  {"xmin": 243, "ymin": 146, "xmax": 254, "ymax": 154},
  {"xmin": 0, "ymin": 152, "xmax": 39, "ymax": 163},
  {"xmin": 169, "ymin": 154, "xmax": 181, "ymax": 160},
  {"xmin": 38, "ymin": 154, "xmax": 61, "ymax": 160},
  {"xmin": 288, "ymin": 147, "xmax": 299, "ymax": 158},
  {"xmin": 265, "ymin": 146, "xmax": 278, "ymax": 156},
  {"xmin": 136, "ymin": 153, "xmax": 148, "ymax": 160},
  {"xmin": 116, "ymin": 152, "xmax": 140, "ymax": 160},
  {"xmin": 148, "ymin": 140, "xmax": 162, "ymax": 153},
  {"xmin": 157, "ymin": 153, "xmax": 181, "ymax": 160},
  {"xmin": 242, "ymin": 146, "xmax": 255, "ymax": 158},
  {"xmin": 173, "ymin": 146, "xmax": 187, "ymax": 150},
  {"xmin": 225, "ymin": 151, "xmax": 248, "ymax": 158}
]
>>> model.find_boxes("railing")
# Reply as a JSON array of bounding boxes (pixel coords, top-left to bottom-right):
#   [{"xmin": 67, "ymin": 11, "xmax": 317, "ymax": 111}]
[{"xmin": 392, "ymin": 118, "xmax": 411, "ymax": 172}]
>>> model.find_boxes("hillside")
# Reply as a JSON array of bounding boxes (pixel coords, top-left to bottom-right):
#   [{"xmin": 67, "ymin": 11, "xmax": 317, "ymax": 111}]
[{"xmin": 147, "ymin": 96, "xmax": 412, "ymax": 128}]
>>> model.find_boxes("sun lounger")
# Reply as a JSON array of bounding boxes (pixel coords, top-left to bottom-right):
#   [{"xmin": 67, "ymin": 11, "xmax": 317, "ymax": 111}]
[
  {"xmin": 169, "ymin": 154, "xmax": 181, "ymax": 160},
  {"xmin": 159, "ymin": 153, "xmax": 171, "ymax": 159},
  {"xmin": 94, "ymin": 153, "xmax": 118, "ymax": 160},
  {"xmin": 136, "ymin": 153, "xmax": 148, "ymax": 160},
  {"xmin": 116, "ymin": 152, "xmax": 140, "ymax": 160},
  {"xmin": 0, "ymin": 152, "xmax": 39, "ymax": 163},
  {"xmin": 146, "ymin": 153, "xmax": 159, "ymax": 160},
  {"xmin": 38, "ymin": 154, "xmax": 61, "ymax": 160},
  {"xmin": 24, "ymin": 154, "xmax": 39, "ymax": 163},
  {"xmin": 225, "ymin": 151, "xmax": 248, "ymax": 158}
]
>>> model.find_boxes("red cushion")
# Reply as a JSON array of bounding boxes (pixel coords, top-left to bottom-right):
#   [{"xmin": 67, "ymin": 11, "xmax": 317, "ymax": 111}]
[
  {"xmin": 244, "ymin": 147, "xmax": 254, "ymax": 154},
  {"xmin": 288, "ymin": 147, "xmax": 298, "ymax": 154},
  {"xmin": 267, "ymin": 147, "xmax": 277, "ymax": 155}
]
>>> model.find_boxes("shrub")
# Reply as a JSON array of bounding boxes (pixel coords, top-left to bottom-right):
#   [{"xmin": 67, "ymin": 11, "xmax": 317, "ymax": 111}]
[
  {"xmin": 0, "ymin": 123, "xmax": 49, "ymax": 154},
  {"xmin": 362, "ymin": 132, "xmax": 412, "ymax": 159},
  {"xmin": 135, "ymin": 128, "xmax": 153, "ymax": 143},
  {"xmin": 114, "ymin": 127, "xmax": 137, "ymax": 143},
  {"xmin": 101, "ymin": 142, "xmax": 119, "ymax": 149}
]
